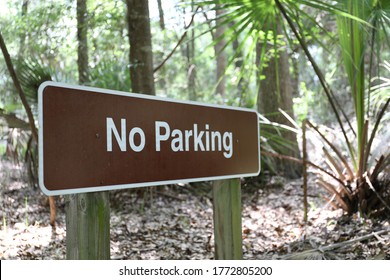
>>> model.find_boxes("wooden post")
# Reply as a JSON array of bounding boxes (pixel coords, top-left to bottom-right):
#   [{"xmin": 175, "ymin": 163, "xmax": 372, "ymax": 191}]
[
  {"xmin": 66, "ymin": 191, "xmax": 110, "ymax": 259},
  {"xmin": 212, "ymin": 178, "xmax": 243, "ymax": 260}
]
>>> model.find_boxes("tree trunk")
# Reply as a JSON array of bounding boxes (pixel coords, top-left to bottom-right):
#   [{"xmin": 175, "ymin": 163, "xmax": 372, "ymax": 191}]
[
  {"xmin": 66, "ymin": 0, "xmax": 110, "ymax": 259},
  {"xmin": 214, "ymin": 9, "xmax": 227, "ymax": 97},
  {"xmin": 157, "ymin": 0, "xmax": 165, "ymax": 30},
  {"xmin": 187, "ymin": 2, "xmax": 196, "ymax": 101},
  {"xmin": 126, "ymin": 0, "xmax": 155, "ymax": 95},
  {"xmin": 155, "ymin": 0, "xmax": 166, "ymax": 94},
  {"xmin": 18, "ymin": 0, "xmax": 28, "ymax": 59},
  {"xmin": 77, "ymin": 0, "xmax": 89, "ymax": 83},
  {"xmin": 256, "ymin": 27, "xmax": 301, "ymax": 178}
]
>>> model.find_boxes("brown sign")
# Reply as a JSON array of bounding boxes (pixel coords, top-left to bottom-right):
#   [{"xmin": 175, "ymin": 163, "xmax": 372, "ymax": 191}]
[{"xmin": 38, "ymin": 82, "xmax": 260, "ymax": 195}]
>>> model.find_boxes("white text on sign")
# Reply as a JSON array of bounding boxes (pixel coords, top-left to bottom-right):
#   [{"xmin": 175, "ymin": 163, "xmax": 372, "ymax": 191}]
[{"xmin": 106, "ymin": 118, "xmax": 233, "ymax": 158}]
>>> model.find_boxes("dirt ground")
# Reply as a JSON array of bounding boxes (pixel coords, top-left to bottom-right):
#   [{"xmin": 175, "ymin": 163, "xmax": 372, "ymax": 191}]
[{"xmin": 1, "ymin": 160, "xmax": 389, "ymax": 260}]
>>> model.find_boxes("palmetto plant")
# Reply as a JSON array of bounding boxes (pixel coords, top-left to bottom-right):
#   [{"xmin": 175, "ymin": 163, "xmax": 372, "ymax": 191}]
[
  {"xmin": 310, "ymin": 0, "xmax": 390, "ymax": 216},
  {"xmin": 195, "ymin": 0, "xmax": 390, "ymax": 216}
]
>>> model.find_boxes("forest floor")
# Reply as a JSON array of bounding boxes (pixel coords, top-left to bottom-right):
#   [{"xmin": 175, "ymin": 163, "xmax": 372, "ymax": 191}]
[{"xmin": 1, "ymin": 159, "xmax": 389, "ymax": 260}]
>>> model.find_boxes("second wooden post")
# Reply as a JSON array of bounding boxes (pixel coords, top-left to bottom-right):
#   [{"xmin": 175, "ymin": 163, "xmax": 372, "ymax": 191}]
[{"xmin": 212, "ymin": 178, "xmax": 243, "ymax": 260}]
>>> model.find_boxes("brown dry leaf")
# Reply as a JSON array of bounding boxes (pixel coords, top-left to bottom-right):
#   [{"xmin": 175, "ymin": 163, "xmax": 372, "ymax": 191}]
[{"xmin": 1, "ymin": 160, "xmax": 389, "ymax": 260}]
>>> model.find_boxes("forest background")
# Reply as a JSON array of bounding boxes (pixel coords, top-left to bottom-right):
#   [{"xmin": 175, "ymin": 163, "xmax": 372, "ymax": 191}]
[{"xmin": 0, "ymin": 0, "xmax": 389, "ymax": 260}]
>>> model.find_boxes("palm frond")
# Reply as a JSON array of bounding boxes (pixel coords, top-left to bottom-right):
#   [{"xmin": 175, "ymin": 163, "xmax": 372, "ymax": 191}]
[{"xmin": 16, "ymin": 57, "xmax": 53, "ymax": 104}]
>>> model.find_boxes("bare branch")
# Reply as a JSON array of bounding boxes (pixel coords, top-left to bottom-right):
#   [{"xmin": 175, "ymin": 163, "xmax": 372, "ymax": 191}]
[
  {"xmin": 0, "ymin": 31, "xmax": 38, "ymax": 143},
  {"xmin": 154, "ymin": 7, "xmax": 201, "ymax": 73}
]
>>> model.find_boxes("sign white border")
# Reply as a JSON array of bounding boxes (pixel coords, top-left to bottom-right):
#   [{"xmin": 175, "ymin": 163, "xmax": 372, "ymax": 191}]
[{"xmin": 38, "ymin": 81, "xmax": 260, "ymax": 196}]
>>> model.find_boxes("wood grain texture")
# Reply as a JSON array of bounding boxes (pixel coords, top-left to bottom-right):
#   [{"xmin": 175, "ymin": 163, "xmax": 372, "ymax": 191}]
[
  {"xmin": 212, "ymin": 179, "xmax": 242, "ymax": 260},
  {"xmin": 66, "ymin": 192, "xmax": 110, "ymax": 259}
]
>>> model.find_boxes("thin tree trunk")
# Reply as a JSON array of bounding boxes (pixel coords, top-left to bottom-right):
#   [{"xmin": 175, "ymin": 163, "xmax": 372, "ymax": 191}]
[
  {"xmin": 214, "ymin": 9, "xmax": 226, "ymax": 96},
  {"xmin": 18, "ymin": 0, "xmax": 28, "ymax": 59},
  {"xmin": 77, "ymin": 0, "xmax": 89, "ymax": 83},
  {"xmin": 156, "ymin": 0, "xmax": 166, "ymax": 93},
  {"xmin": 187, "ymin": 2, "xmax": 196, "ymax": 101},
  {"xmin": 157, "ymin": 0, "xmax": 165, "ymax": 30},
  {"xmin": 126, "ymin": 0, "xmax": 155, "ymax": 95}
]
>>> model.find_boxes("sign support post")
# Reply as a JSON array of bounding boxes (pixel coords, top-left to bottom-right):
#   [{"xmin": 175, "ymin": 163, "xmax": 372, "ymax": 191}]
[
  {"xmin": 212, "ymin": 178, "xmax": 243, "ymax": 260},
  {"xmin": 66, "ymin": 192, "xmax": 110, "ymax": 259}
]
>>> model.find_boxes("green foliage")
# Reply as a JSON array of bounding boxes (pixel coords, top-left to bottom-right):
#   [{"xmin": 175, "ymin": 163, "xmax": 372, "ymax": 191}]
[
  {"xmin": 192, "ymin": 0, "xmax": 390, "ymax": 214},
  {"xmin": 336, "ymin": 1, "xmax": 366, "ymax": 169},
  {"xmin": 293, "ymin": 82, "xmax": 314, "ymax": 123},
  {"xmin": 332, "ymin": 0, "xmax": 390, "ymax": 174},
  {"xmin": 89, "ymin": 57, "xmax": 131, "ymax": 91},
  {"xmin": 16, "ymin": 58, "xmax": 53, "ymax": 105},
  {"xmin": 0, "ymin": 0, "xmax": 389, "ymax": 214},
  {"xmin": 192, "ymin": 0, "xmax": 348, "ymax": 173},
  {"xmin": 371, "ymin": 61, "xmax": 390, "ymax": 115}
]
